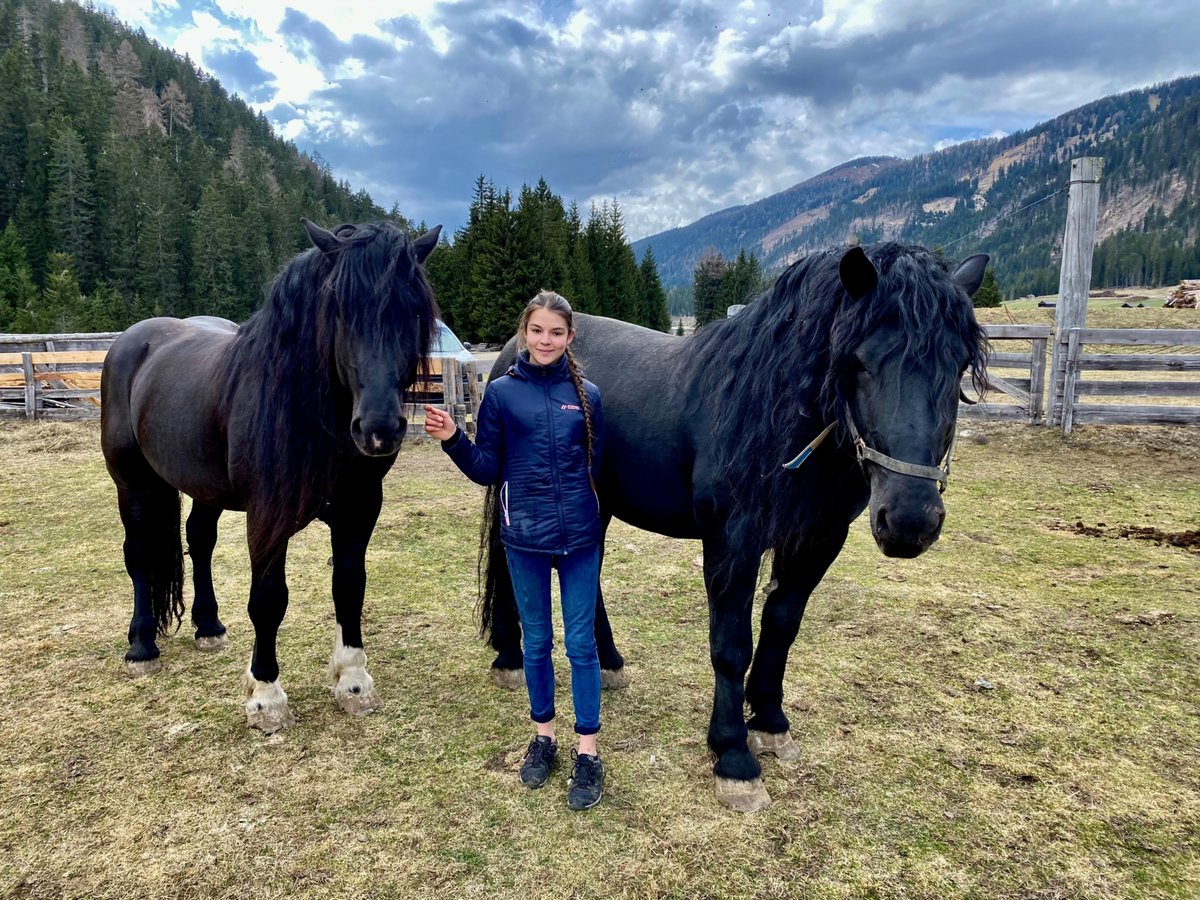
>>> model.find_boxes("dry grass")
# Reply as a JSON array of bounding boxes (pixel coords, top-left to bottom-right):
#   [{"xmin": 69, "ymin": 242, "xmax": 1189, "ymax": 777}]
[{"xmin": 0, "ymin": 419, "xmax": 1197, "ymax": 899}]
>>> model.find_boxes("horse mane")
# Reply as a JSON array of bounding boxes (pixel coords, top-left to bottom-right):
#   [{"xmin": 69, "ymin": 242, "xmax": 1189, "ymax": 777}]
[
  {"xmin": 682, "ymin": 242, "xmax": 988, "ymax": 558},
  {"xmin": 223, "ymin": 221, "xmax": 439, "ymax": 564}
]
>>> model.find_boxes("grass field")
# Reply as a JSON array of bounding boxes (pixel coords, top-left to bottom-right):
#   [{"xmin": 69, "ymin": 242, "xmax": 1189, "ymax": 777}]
[{"xmin": 0, "ymin": 416, "xmax": 1198, "ymax": 899}]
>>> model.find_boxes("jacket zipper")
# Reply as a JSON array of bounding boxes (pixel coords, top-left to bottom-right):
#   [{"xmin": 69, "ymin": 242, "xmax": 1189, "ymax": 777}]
[{"xmin": 544, "ymin": 377, "xmax": 569, "ymax": 554}]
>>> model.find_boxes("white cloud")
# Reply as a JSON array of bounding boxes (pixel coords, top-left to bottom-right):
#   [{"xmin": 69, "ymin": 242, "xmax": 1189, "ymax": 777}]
[{"xmin": 100, "ymin": 0, "xmax": 1200, "ymax": 240}]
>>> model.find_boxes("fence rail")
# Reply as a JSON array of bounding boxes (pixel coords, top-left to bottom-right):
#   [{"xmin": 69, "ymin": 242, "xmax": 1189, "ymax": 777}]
[{"xmin": 3, "ymin": 326, "xmax": 1197, "ymax": 432}]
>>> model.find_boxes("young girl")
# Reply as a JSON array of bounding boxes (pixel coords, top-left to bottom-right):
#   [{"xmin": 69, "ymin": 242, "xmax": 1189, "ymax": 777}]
[{"xmin": 424, "ymin": 291, "xmax": 606, "ymax": 811}]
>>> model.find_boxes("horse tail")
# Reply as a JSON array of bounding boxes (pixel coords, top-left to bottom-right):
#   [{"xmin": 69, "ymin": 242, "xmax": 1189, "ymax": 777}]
[
  {"xmin": 477, "ymin": 483, "xmax": 519, "ymax": 654},
  {"xmin": 149, "ymin": 489, "xmax": 186, "ymax": 637}
]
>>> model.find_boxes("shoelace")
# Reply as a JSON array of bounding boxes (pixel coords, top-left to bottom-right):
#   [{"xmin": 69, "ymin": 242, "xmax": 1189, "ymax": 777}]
[{"xmin": 571, "ymin": 753, "xmax": 598, "ymax": 787}]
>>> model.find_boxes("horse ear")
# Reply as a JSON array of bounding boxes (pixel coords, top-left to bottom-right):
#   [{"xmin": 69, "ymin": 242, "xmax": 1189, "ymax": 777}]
[
  {"xmin": 952, "ymin": 253, "xmax": 990, "ymax": 296},
  {"xmin": 839, "ymin": 246, "xmax": 878, "ymax": 300},
  {"xmin": 412, "ymin": 225, "xmax": 442, "ymax": 265},
  {"xmin": 302, "ymin": 218, "xmax": 341, "ymax": 255}
]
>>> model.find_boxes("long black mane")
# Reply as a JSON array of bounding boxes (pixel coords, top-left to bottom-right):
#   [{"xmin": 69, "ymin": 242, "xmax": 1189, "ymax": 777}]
[
  {"xmin": 223, "ymin": 221, "xmax": 439, "ymax": 562},
  {"xmin": 681, "ymin": 242, "xmax": 988, "ymax": 556}
]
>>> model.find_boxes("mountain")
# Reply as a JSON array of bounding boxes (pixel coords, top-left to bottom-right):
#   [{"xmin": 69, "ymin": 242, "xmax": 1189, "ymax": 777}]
[
  {"xmin": 0, "ymin": 0, "xmax": 406, "ymax": 332},
  {"xmin": 633, "ymin": 75, "xmax": 1200, "ymax": 297}
]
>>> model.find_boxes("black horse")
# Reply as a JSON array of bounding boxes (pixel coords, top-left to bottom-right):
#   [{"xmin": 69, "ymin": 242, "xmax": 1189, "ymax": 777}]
[
  {"xmin": 480, "ymin": 243, "xmax": 989, "ymax": 810},
  {"xmin": 101, "ymin": 219, "xmax": 440, "ymax": 733}
]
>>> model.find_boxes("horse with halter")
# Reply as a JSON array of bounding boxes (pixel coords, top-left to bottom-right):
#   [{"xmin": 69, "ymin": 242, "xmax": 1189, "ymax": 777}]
[
  {"xmin": 101, "ymin": 219, "xmax": 440, "ymax": 732},
  {"xmin": 478, "ymin": 243, "xmax": 989, "ymax": 810}
]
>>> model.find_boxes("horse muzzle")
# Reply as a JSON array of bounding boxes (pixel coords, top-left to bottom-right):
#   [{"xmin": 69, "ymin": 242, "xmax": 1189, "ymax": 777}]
[
  {"xmin": 351, "ymin": 414, "xmax": 406, "ymax": 457},
  {"xmin": 868, "ymin": 475, "xmax": 946, "ymax": 558}
]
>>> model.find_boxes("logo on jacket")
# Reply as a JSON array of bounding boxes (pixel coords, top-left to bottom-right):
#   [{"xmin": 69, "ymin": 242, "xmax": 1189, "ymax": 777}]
[{"xmin": 560, "ymin": 404, "xmax": 581, "ymax": 411}]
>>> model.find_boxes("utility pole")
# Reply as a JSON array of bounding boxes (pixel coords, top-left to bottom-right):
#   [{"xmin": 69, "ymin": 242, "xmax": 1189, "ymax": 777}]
[{"xmin": 1047, "ymin": 157, "xmax": 1103, "ymax": 427}]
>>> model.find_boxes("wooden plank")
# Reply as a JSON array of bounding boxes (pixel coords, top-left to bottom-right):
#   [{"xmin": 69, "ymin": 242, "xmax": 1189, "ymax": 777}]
[
  {"xmin": 986, "ymin": 352, "xmax": 1037, "ymax": 368},
  {"xmin": 979, "ymin": 373, "xmax": 1031, "ymax": 405},
  {"xmin": 0, "ymin": 350, "xmax": 108, "ymax": 365},
  {"xmin": 1073, "ymin": 381, "xmax": 1200, "ymax": 397},
  {"xmin": 981, "ymin": 324, "xmax": 1053, "ymax": 340},
  {"xmin": 1075, "ymin": 328, "xmax": 1200, "ymax": 346},
  {"xmin": 0, "ymin": 405, "xmax": 100, "ymax": 420},
  {"xmin": 1078, "ymin": 354, "xmax": 1200, "ymax": 371},
  {"xmin": 36, "ymin": 388, "xmax": 105, "ymax": 400},
  {"xmin": 1072, "ymin": 405, "xmax": 1200, "ymax": 426},
  {"xmin": 959, "ymin": 403, "xmax": 1028, "ymax": 421}
]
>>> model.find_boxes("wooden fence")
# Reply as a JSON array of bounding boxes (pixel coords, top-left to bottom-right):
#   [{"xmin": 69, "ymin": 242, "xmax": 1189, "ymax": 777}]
[
  {"xmin": 0, "ymin": 333, "xmax": 119, "ymax": 420},
  {"xmin": 961, "ymin": 325, "xmax": 1051, "ymax": 423},
  {"xmin": 3, "ymin": 327, "xmax": 1197, "ymax": 434},
  {"xmin": 0, "ymin": 332, "xmax": 486, "ymax": 428},
  {"xmin": 1055, "ymin": 328, "xmax": 1200, "ymax": 433}
]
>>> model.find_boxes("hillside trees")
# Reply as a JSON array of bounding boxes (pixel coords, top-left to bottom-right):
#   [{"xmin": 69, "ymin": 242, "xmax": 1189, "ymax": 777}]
[
  {"xmin": 0, "ymin": 0, "xmax": 392, "ymax": 333},
  {"xmin": 426, "ymin": 179, "xmax": 669, "ymax": 343},
  {"xmin": 692, "ymin": 247, "xmax": 765, "ymax": 327}
]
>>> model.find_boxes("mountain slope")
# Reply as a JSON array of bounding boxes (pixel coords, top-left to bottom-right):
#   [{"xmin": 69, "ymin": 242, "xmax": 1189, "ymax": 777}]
[{"xmin": 634, "ymin": 75, "xmax": 1200, "ymax": 296}]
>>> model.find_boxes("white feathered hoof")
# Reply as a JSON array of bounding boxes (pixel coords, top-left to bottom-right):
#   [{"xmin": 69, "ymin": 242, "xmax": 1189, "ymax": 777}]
[
  {"xmin": 747, "ymin": 729, "xmax": 803, "ymax": 761},
  {"xmin": 491, "ymin": 667, "xmax": 526, "ymax": 689},
  {"xmin": 334, "ymin": 668, "xmax": 381, "ymax": 716},
  {"xmin": 124, "ymin": 657, "xmax": 162, "ymax": 677},
  {"xmin": 714, "ymin": 776, "xmax": 772, "ymax": 813},
  {"xmin": 600, "ymin": 667, "xmax": 631, "ymax": 690},
  {"xmin": 243, "ymin": 674, "xmax": 296, "ymax": 734},
  {"xmin": 195, "ymin": 634, "xmax": 228, "ymax": 652}
]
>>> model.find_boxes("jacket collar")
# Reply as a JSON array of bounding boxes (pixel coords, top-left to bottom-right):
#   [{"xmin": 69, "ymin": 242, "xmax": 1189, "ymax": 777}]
[{"xmin": 511, "ymin": 350, "xmax": 571, "ymax": 383}]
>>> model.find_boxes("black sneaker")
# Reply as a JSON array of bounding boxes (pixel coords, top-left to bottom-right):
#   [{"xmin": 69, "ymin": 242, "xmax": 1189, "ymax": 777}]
[
  {"xmin": 567, "ymin": 750, "xmax": 604, "ymax": 811},
  {"xmin": 519, "ymin": 735, "xmax": 558, "ymax": 789}
]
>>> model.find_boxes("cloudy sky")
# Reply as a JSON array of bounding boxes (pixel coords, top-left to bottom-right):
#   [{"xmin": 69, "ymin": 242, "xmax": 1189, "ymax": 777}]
[{"xmin": 100, "ymin": 0, "xmax": 1199, "ymax": 241}]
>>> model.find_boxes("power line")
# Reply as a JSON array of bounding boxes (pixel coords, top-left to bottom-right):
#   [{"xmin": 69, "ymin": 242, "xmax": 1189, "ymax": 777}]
[{"xmin": 941, "ymin": 185, "xmax": 1069, "ymax": 249}]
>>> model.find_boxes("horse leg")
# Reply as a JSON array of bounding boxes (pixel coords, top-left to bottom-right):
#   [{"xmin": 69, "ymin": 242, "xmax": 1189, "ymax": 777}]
[
  {"xmin": 702, "ymin": 536, "xmax": 771, "ymax": 812},
  {"xmin": 115, "ymin": 478, "xmax": 185, "ymax": 677},
  {"xmin": 485, "ymin": 531, "xmax": 527, "ymax": 689},
  {"xmin": 595, "ymin": 580, "xmax": 629, "ymax": 689},
  {"xmin": 186, "ymin": 501, "xmax": 227, "ymax": 651},
  {"xmin": 745, "ymin": 527, "xmax": 849, "ymax": 762},
  {"xmin": 324, "ymin": 470, "xmax": 384, "ymax": 716},
  {"xmin": 242, "ymin": 543, "xmax": 296, "ymax": 734}
]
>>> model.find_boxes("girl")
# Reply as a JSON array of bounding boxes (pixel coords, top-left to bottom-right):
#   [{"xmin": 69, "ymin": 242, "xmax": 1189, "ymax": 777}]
[{"xmin": 424, "ymin": 291, "xmax": 606, "ymax": 811}]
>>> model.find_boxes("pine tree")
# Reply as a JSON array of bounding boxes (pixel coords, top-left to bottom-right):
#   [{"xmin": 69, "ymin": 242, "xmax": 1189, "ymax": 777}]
[
  {"xmin": 46, "ymin": 119, "xmax": 96, "ymax": 285},
  {"xmin": 0, "ymin": 221, "xmax": 39, "ymax": 330},
  {"xmin": 636, "ymin": 246, "xmax": 671, "ymax": 331},
  {"xmin": 693, "ymin": 248, "xmax": 728, "ymax": 327},
  {"xmin": 973, "ymin": 269, "xmax": 1003, "ymax": 307}
]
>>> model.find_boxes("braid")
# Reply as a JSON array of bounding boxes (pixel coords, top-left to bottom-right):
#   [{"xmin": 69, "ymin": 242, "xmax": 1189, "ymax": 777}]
[{"xmin": 564, "ymin": 345, "xmax": 594, "ymax": 469}]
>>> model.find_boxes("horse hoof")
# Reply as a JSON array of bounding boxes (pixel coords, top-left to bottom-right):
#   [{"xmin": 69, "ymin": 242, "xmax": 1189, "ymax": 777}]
[
  {"xmin": 124, "ymin": 657, "xmax": 162, "ymax": 677},
  {"xmin": 491, "ymin": 668, "xmax": 525, "ymax": 690},
  {"xmin": 714, "ymin": 776, "xmax": 772, "ymax": 813},
  {"xmin": 335, "ymin": 671, "xmax": 382, "ymax": 716},
  {"xmin": 600, "ymin": 667, "xmax": 631, "ymax": 690},
  {"xmin": 195, "ymin": 634, "xmax": 227, "ymax": 652},
  {"xmin": 747, "ymin": 729, "xmax": 803, "ymax": 761},
  {"xmin": 244, "ymin": 677, "xmax": 296, "ymax": 734}
]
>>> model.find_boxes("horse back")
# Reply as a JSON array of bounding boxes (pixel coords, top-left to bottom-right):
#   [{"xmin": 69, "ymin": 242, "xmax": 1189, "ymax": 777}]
[{"xmin": 102, "ymin": 316, "xmax": 243, "ymax": 507}]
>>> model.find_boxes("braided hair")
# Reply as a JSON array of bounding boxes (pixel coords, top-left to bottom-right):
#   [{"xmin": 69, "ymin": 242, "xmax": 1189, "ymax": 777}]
[{"xmin": 517, "ymin": 290, "xmax": 595, "ymax": 471}]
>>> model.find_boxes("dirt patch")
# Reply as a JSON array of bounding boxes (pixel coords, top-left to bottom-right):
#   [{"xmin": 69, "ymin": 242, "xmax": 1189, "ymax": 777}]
[{"xmin": 1057, "ymin": 520, "xmax": 1200, "ymax": 552}]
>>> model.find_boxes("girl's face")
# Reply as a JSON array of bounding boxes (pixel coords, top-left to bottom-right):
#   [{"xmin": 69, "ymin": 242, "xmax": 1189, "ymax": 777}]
[{"xmin": 525, "ymin": 308, "xmax": 574, "ymax": 366}]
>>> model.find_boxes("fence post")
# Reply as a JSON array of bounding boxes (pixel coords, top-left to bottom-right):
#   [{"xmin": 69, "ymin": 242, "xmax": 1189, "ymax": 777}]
[
  {"xmin": 1028, "ymin": 335, "xmax": 1048, "ymax": 424},
  {"xmin": 1048, "ymin": 157, "xmax": 1102, "ymax": 427},
  {"xmin": 443, "ymin": 358, "xmax": 463, "ymax": 431},
  {"xmin": 464, "ymin": 361, "xmax": 480, "ymax": 438},
  {"xmin": 21, "ymin": 352, "xmax": 36, "ymax": 419}
]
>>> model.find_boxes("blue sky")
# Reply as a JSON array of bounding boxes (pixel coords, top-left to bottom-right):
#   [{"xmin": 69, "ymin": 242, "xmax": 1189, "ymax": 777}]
[{"xmin": 100, "ymin": 0, "xmax": 1200, "ymax": 241}]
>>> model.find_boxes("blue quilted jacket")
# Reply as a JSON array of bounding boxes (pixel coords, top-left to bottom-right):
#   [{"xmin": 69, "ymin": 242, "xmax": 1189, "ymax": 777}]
[{"xmin": 442, "ymin": 351, "xmax": 604, "ymax": 555}]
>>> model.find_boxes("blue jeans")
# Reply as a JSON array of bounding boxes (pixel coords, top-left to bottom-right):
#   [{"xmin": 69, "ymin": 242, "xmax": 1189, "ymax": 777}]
[{"xmin": 504, "ymin": 544, "xmax": 602, "ymax": 735}]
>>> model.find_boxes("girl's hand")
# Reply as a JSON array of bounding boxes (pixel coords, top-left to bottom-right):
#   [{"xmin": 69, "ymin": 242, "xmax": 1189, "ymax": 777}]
[{"xmin": 423, "ymin": 404, "xmax": 457, "ymax": 441}]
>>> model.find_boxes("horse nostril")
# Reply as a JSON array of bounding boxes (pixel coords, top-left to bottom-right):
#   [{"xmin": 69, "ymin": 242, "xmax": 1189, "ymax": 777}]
[
  {"xmin": 350, "ymin": 685, "xmax": 361, "ymax": 694},
  {"xmin": 876, "ymin": 507, "xmax": 889, "ymax": 534}
]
